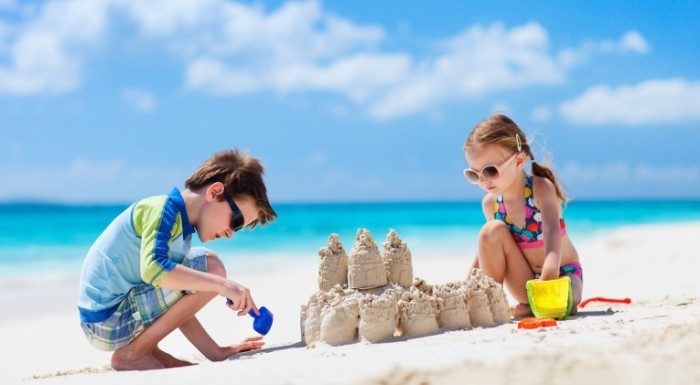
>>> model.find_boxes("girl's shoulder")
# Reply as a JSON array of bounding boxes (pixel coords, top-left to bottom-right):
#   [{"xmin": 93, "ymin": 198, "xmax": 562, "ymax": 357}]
[
  {"xmin": 531, "ymin": 175, "xmax": 556, "ymax": 198},
  {"xmin": 481, "ymin": 192, "xmax": 497, "ymax": 207},
  {"xmin": 480, "ymin": 193, "xmax": 498, "ymax": 219},
  {"xmin": 530, "ymin": 175, "xmax": 561, "ymax": 210}
]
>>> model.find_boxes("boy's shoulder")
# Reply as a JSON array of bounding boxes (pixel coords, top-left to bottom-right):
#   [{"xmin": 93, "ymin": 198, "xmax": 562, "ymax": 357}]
[{"xmin": 131, "ymin": 192, "xmax": 181, "ymax": 232}]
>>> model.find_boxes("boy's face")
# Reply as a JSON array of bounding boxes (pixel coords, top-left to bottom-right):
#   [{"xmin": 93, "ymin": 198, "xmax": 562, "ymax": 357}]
[{"xmin": 196, "ymin": 185, "xmax": 259, "ymax": 243}]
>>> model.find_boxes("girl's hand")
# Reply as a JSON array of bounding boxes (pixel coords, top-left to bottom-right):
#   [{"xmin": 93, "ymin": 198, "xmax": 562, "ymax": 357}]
[{"xmin": 538, "ymin": 267, "xmax": 560, "ymax": 281}]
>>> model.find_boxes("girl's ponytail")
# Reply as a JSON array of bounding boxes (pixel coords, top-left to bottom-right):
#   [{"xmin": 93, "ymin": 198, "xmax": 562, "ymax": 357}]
[{"xmin": 523, "ymin": 145, "xmax": 567, "ymax": 204}]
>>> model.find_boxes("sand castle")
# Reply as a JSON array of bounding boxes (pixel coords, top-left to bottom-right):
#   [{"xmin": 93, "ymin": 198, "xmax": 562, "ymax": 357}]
[{"xmin": 301, "ymin": 229, "xmax": 511, "ymax": 346}]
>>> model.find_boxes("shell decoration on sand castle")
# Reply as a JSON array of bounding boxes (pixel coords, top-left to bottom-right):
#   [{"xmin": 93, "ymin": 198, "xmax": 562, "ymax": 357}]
[{"xmin": 300, "ymin": 229, "xmax": 512, "ymax": 346}]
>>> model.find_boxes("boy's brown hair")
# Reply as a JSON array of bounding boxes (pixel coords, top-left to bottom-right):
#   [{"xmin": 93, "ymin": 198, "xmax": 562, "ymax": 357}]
[{"xmin": 185, "ymin": 149, "xmax": 277, "ymax": 228}]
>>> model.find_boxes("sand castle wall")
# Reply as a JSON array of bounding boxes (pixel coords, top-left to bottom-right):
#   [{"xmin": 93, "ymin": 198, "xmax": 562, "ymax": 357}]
[
  {"xmin": 434, "ymin": 283, "xmax": 471, "ymax": 330},
  {"xmin": 358, "ymin": 292, "xmax": 399, "ymax": 343},
  {"xmin": 397, "ymin": 288, "xmax": 439, "ymax": 337}
]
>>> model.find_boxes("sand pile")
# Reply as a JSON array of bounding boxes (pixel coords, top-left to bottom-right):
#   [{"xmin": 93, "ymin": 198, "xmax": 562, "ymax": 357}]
[{"xmin": 301, "ymin": 229, "xmax": 510, "ymax": 346}]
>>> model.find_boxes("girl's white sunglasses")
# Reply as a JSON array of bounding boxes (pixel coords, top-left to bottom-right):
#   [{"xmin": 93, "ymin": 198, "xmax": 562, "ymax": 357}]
[{"xmin": 463, "ymin": 152, "xmax": 518, "ymax": 184}]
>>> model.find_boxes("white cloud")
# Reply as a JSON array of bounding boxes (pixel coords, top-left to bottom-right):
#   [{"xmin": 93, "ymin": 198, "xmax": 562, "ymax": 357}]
[
  {"xmin": 0, "ymin": 0, "xmax": 652, "ymax": 122},
  {"xmin": 561, "ymin": 161, "xmax": 700, "ymax": 183},
  {"xmin": 0, "ymin": 0, "xmax": 16, "ymax": 9},
  {"xmin": 116, "ymin": 0, "xmax": 218, "ymax": 36},
  {"xmin": 557, "ymin": 29, "xmax": 650, "ymax": 68},
  {"xmin": 122, "ymin": 88, "xmax": 156, "ymax": 112},
  {"xmin": 560, "ymin": 78, "xmax": 700, "ymax": 125},
  {"xmin": 370, "ymin": 22, "xmax": 565, "ymax": 120},
  {"xmin": 620, "ymin": 30, "xmax": 650, "ymax": 54},
  {"xmin": 0, "ymin": 0, "xmax": 109, "ymax": 95},
  {"xmin": 182, "ymin": 0, "xmax": 395, "ymax": 102},
  {"xmin": 185, "ymin": 58, "xmax": 262, "ymax": 95}
]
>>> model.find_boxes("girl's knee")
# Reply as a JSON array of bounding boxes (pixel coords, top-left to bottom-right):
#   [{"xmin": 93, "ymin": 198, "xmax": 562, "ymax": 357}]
[
  {"xmin": 205, "ymin": 251, "xmax": 227, "ymax": 278},
  {"xmin": 478, "ymin": 220, "xmax": 510, "ymax": 246}
]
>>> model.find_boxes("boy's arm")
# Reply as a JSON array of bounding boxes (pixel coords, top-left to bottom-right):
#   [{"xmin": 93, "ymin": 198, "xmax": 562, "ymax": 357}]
[
  {"xmin": 133, "ymin": 199, "xmax": 257, "ymax": 316},
  {"xmin": 158, "ymin": 265, "xmax": 257, "ymax": 316}
]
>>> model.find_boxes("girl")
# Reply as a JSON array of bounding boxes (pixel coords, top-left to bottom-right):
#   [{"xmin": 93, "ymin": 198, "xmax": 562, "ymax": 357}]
[{"xmin": 463, "ymin": 114, "xmax": 582, "ymax": 317}]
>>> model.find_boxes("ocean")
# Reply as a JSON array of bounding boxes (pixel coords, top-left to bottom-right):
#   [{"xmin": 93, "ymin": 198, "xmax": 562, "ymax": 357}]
[{"xmin": 1, "ymin": 200, "xmax": 699, "ymax": 279}]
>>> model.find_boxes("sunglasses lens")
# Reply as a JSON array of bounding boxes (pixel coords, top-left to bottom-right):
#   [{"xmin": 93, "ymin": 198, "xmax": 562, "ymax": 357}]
[
  {"xmin": 482, "ymin": 166, "xmax": 499, "ymax": 180},
  {"xmin": 231, "ymin": 216, "xmax": 244, "ymax": 232},
  {"xmin": 464, "ymin": 170, "xmax": 480, "ymax": 184},
  {"xmin": 225, "ymin": 192, "xmax": 245, "ymax": 232}
]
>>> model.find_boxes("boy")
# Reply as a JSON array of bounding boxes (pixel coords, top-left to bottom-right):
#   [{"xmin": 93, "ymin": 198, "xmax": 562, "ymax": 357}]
[{"xmin": 78, "ymin": 149, "xmax": 277, "ymax": 370}]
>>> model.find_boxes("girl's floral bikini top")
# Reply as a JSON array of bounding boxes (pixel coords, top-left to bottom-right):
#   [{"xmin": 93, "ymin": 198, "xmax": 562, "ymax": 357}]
[{"xmin": 493, "ymin": 175, "xmax": 567, "ymax": 249}]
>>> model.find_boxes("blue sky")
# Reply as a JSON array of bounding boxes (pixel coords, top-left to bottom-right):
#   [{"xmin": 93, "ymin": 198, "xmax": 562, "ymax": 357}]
[{"xmin": 1, "ymin": 0, "xmax": 699, "ymax": 203}]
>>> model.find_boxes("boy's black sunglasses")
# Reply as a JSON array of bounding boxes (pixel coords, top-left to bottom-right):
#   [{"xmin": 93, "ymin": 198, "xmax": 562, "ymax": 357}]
[{"xmin": 223, "ymin": 192, "xmax": 245, "ymax": 232}]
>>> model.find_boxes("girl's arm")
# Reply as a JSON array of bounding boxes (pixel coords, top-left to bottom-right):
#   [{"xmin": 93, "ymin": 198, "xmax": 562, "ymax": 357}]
[
  {"xmin": 470, "ymin": 194, "xmax": 497, "ymax": 270},
  {"xmin": 533, "ymin": 177, "xmax": 563, "ymax": 280}
]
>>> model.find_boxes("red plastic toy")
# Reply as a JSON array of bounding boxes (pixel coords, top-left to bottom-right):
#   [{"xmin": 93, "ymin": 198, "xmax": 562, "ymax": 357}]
[{"xmin": 578, "ymin": 297, "xmax": 631, "ymax": 308}]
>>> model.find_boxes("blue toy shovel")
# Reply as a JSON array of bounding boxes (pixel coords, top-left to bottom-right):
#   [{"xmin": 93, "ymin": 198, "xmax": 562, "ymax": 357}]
[{"xmin": 226, "ymin": 298, "xmax": 274, "ymax": 335}]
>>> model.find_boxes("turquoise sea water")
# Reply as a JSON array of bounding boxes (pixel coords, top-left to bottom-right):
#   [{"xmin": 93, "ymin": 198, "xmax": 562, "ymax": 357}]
[{"xmin": 1, "ymin": 200, "xmax": 699, "ymax": 278}]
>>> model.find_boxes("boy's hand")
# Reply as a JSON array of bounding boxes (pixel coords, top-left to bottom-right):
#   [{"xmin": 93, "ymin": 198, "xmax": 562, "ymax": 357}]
[{"xmin": 221, "ymin": 280, "xmax": 259, "ymax": 317}]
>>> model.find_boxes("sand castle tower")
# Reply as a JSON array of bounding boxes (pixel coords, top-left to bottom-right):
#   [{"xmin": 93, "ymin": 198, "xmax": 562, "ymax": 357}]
[
  {"xmin": 348, "ymin": 229, "xmax": 387, "ymax": 289},
  {"xmin": 381, "ymin": 229, "xmax": 413, "ymax": 287},
  {"xmin": 318, "ymin": 233, "xmax": 349, "ymax": 291},
  {"xmin": 434, "ymin": 282, "xmax": 471, "ymax": 330},
  {"xmin": 397, "ymin": 288, "xmax": 439, "ymax": 337}
]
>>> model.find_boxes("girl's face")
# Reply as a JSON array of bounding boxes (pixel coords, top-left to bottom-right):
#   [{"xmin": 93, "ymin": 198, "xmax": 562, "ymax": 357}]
[
  {"xmin": 196, "ymin": 186, "xmax": 259, "ymax": 243},
  {"xmin": 464, "ymin": 143, "xmax": 524, "ymax": 194}
]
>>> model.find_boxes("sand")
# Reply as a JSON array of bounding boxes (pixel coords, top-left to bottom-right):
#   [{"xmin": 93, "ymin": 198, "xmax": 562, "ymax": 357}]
[{"xmin": 1, "ymin": 221, "xmax": 699, "ymax": 385}]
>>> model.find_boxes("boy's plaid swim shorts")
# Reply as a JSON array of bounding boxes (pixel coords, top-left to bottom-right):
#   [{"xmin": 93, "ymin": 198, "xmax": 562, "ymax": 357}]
[{"xmin": 80, "ymin": 247, "xmax": 208, "ymax": 351}]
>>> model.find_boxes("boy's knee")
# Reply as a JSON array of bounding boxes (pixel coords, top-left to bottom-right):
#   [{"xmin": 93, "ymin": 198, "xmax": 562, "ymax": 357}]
[
  {"xmin": 479, "ymin": 220, "xmax": 509, "ymax": 245},
  {"xmin": 205, "ymin": 251, "xmax": 227, "ymax": 278}
]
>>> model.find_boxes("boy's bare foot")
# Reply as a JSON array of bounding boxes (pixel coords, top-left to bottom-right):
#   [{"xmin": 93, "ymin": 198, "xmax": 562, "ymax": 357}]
[
  {"xmin": 111, "ymin": 346, "xmax": 164, "ymax": 371},
  {"xmin": 153, "ymin": 346, "xmax": 195, "ymax": 368},
  {"xmin": 510, "ymin": 303, "xmax": 534, "ymax": 318}
]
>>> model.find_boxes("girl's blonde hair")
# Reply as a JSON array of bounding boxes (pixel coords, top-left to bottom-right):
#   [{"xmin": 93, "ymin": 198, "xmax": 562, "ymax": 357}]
[{"xmin": 464, "ymin": 113, "xmax": 567, "ymax": 204}]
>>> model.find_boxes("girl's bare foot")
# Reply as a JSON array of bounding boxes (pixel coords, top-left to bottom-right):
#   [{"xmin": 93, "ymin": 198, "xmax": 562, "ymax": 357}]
[
  {"xmin": 153, "ymin": 346, "xmax": 195, "ymax": 368},
  {"xmin": 510, "ymin": 303, "xmax": 534, "ymax": 318}
]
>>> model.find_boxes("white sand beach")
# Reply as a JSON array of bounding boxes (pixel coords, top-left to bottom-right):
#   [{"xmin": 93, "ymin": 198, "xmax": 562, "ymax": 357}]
[{"xmin": 1, "ymin": 221, "xmax": 699, "ymax": 385}]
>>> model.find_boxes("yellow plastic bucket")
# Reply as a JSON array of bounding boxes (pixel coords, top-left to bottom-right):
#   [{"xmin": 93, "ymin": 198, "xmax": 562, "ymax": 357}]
[{"xmin": 526, "ymin": 276, "xmax": 573, "ymax": 320}]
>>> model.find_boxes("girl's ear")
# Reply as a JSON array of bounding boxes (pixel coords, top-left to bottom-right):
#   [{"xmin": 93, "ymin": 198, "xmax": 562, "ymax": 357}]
[{"xmin": 516, "ymin": 152, "xmax": 527, "ymax": 169}]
